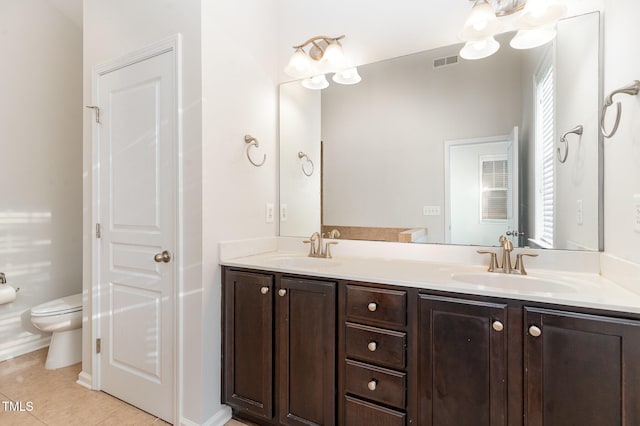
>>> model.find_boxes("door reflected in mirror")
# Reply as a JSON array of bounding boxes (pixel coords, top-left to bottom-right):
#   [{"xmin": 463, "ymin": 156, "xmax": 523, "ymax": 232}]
[{"xmin": 279, "ymin": 12, "xmax": 602, "ymax": 251}]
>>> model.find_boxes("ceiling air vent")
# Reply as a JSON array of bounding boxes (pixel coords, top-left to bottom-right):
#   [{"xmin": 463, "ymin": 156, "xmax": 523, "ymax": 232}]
[{"xmin": 433, "ymin": 55, "xmax": 459, "ymax": 69}]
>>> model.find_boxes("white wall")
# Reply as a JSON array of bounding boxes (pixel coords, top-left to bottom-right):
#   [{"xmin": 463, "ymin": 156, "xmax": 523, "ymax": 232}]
[
  {"xmin": 82, "ymin": 1, "xmax": 205, "ymax": 423},
  {"xmin": 0, "ymin": 0, "xmax": 82, "ymax": 360},
  {"xmin": 602, "ymin": 0, "xmax": 640, "ymax": 264},
  {"xmin": 202, "ymin": 0, "xmax": 278, "ymax": 423}
]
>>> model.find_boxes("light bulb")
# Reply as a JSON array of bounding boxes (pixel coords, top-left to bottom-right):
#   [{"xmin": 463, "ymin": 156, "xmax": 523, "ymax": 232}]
[
  {"xmin": 333, "ymin": 67, "xmax": 362, "ymax": 85},
  {"xmin": 510, "ymin": 26, "xmax": 556, "ymax": 49},
  {"xmin": 284, "ymin": 48, "xmax": 312, "ymax": 78},
  {"xmin": 460, "ymin": 36, "xmax": 500, "ymax": 60},
  {"xmin": 460, "ymin": 0, "xmax": 502, "ymax": 41},
  {"xmin": 323, "ymin": 40, "xmax": 344, "ymax": 66},
  {"xmin": 301, "ymin": 74, "xmax": 329, "ymax": 90}
]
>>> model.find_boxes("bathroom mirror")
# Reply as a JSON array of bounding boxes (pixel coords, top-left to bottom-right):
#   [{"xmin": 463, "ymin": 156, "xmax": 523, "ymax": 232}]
[{"xmin": 279, "ymin": 12, "xmax": 602, "ymax": 251}]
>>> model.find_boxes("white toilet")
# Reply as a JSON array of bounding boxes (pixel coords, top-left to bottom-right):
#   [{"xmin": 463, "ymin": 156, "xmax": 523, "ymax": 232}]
[{"xmin": 30, "ymin": 293, "xmax": 83, "ymax": 370}]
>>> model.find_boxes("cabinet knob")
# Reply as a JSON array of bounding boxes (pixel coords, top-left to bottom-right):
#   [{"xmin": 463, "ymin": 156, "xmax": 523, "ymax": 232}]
[
  {"xmin": 529, "ymin": 325, "xmax": 542, "ymax": 337},
  {"xmin": 492, "ymin": 321, "xmax": 504, "ymax": 332},
  {"xmin": 260, "ymin": 287, "xmax": 269, "ymax": 295},
  {"xmin": 367, "ymin": 302, "xmax": 378, "ymax": 312},
  {"xmin": 278, "ymin": 289, "xmax": 287, "ymax": 297},
  {"xmin": 367, "ymin": 341, "xmax": 377, "ymax": 352},
  {"xmin": 367, "ymin": 379, "xmax": 377, "ymax": 391}
]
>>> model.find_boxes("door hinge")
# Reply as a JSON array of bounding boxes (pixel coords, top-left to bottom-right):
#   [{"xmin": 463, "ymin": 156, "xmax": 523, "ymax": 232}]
[
  {"xmin": 96, "ymin": 223, "xmax": 101, "ymax": 238},
  {"xmin": 85, "ymin": 105, "xmax": 101, "ymax": 124},
  {"xmin": 96, "ymin": 338, "xmax": 101, "ymax": 354}
]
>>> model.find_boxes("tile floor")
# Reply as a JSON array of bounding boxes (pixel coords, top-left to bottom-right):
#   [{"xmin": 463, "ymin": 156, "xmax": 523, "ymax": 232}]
[{"xmin": 0, "ymin": 349, "xmax": 246, "ymax": 426}]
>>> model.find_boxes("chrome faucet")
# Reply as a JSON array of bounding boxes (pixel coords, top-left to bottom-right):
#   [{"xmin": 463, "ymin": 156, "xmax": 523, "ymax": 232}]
[
  {"xmin": 304, "ymin": 231, "xmax": 339, "ymax": 258},
  {"xmin": 0, "ymin": 272, "xmax": 5, "ymax": 284},
  {"xmin": 477, "ymin": 235, "xmax": 538, "ymax": 275}
]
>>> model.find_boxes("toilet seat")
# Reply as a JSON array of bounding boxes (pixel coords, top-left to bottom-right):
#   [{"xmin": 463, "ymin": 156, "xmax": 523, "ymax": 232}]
[{"xmin": 31, "ymin": 293, "xmax": 82, "ymax": 317}]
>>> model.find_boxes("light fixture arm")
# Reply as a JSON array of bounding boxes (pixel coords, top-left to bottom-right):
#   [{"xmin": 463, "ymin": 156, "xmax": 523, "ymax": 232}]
[{"xmin": 292, "ymin": 35, "xmax": 345, "ymax": 50}]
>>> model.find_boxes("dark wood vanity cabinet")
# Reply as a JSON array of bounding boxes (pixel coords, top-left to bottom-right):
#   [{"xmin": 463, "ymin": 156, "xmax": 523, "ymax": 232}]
[
  {"xmin": 524, "ymin": 307, "xmax": 640, "ymax": 426},
  {"xmin": 417, "ymin": 295, "xmax": 510, "ymax": 426},
  {"xmin": 223, "ymin": 266, "xmax": 640, "ymax": 426},
  {"xmin": 222, "ymin": 268, "xmax": 337, "ymax": 425}
]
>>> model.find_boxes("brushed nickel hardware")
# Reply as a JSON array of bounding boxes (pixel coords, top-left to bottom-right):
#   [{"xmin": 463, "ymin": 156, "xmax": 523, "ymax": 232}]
[
  {"xmin": 529, "ymin": 325, "xmax": 542, "ymax": 337},
  {"xmin": 298, "ymin": 151, "xmax": 314, "ymax": 176},
  {"xmin": 506, "ymin": 229, "xmax": 524, "ymax": 237},
  {"xmin": 492, "ymin": 321, "xmax": 504, "ymax": 332},
  {"xmin": 95, "ymin": 223, "xmax": 101, "ymax": 238},
  {"xmin": 477, "ymin": 250, "xmax": 499, "ymax": 272},
  {"xmin": 367, "ymin": 379, "xmax": 377, "ymax": 391},
  {"xmin": 260, "ymin": 286, "xmax": 269, "ymax": 295},
  {"xmin": 601, "ymin": 80, "xmax": 640, "ymax": 138},
  {"xmin": 478, "ymin": 235, "xmax": 538, "ymax": 275},
  {"xmin": 244, "ymin": 134, "xmax": 266, "ymax": 167},
  {"xmin": 557, "ymin": 125, "xmax": 583, "ymax": 163},
  {"xmin": 514, "ymin": 252, "xmax": 539, "ymax": 275},
  {"xmin": 278, "ymin": 289, "xmax": 287, "ymax": 297},
  {"xmin": 367, "ymin": 341, "xmax": 377, "ymax": 352},
  {"xmin": 0, "ymin": 272, "xmax": 5, "ymax": 284},
  {"xmin": 367, "ymin": 302, "xmax": 378, "ymax": 312},
  {"xmin": 303, "ymin": 231, "xmax": 339, "ymax": 258},
  {"xmin": 96, "ymin": 338, "xmax": 101, "ymax": 354},
  {"xmin": 86, "ymin": 105, "xmax": 101, "ymax": 124},
  {"xmin": 154, "ymin": 250, "xmax": 172, "ymax": 263}
]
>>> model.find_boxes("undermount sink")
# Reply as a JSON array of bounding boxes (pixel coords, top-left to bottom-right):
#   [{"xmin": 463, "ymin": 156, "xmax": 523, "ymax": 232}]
[
  {"xmin": 451, "ymin": 272, "xmax": 579, "ymax": 294},
  {"xmin": 266, "ymin": 256, "xmax": 340, "ymax": 269}
]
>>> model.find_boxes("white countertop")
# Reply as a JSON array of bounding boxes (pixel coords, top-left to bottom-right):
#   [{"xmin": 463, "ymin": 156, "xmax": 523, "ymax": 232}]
[{"xmin": 221, "ymin": 249, "xmax": 640, "ymax": 315}]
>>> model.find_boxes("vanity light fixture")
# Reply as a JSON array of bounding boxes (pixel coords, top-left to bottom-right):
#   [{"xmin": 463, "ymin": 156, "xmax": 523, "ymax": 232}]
[
  {"xmin": 460, "ymin": 0, "xmax": 567, "ymax": 60},
  {"xmin": 285, "ymin": 34, "xmax": 361, "ymax": 89}
]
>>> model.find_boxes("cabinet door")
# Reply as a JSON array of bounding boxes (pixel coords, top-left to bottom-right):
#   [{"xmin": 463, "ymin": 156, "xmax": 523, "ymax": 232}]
[
  {"xmin": 418, "ymin": 294, "xmax": 508, "ymax": 426},
  {"xmin": 223, "ymin": 270, "xmax": 274, "ymax": 420},
  {"xmin": 525, "ymin": 307, "xmax": 640, "ymax": 426},
  {"xmin": 278, "ymin": 277, "xmax": 336, "ymax": 426}
]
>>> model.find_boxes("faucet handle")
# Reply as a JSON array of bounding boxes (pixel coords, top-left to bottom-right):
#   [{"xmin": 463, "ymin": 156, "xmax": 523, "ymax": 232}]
[
  {"xmin": 324, "ymin": 241, "xmax": 338, "ymax": 258},
  {"xmin": 303, "ymin": 240, "xmax": 315, "ymax": 256},
  {"xmin": 514, "ymin": 253, "xmax": 538, "ymax": 275},
  {"xmin": 477, "ymin": 250, "xmax": 499, "ymax": 272}
]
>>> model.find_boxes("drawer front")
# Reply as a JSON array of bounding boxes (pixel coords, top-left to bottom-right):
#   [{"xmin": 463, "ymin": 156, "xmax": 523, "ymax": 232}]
[
  {"xmin": 346, "ymin": 285, "xmax": 407, "ymax": 328},
  {"xmin": 345, "ymin": 322, "xmax": 406, "ymax": 369},
  {"xmin": 345, "ymin": 360, "xmax": 406, "ymax": 409},
  {"xmin": 344, "ymin": 396, "xmax": 405, "ymax": 426}
]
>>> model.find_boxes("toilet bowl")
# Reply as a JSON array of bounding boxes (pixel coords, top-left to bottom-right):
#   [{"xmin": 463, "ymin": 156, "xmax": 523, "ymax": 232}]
[{"xmin": 30, "ymin": 293, "xmax": 83, "ymax": 370}]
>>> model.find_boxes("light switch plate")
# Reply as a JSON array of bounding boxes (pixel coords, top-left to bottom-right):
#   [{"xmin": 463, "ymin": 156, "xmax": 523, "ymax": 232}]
[
  {"xmin": 634, "ymin": 194, "xmax": 640, "ymax": 233},
  {"xmin": 266, "ymin": 203, "xmax": 274, "ymax": 223},
  {"xmin": 423, "ymin": 206, "xmax": 441, "ymax": 216},
  {"xmin": 576, "ymin": 199, "xmax": 583, "ymax": 225},
  {"xmin": 280, "ymin": 204, "xmax": 288, "ymax": 222}
]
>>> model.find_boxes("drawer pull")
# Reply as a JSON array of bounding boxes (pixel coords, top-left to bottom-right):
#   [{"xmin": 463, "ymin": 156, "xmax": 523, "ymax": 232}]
[
  {"xmin": 278, "ymin": 289, "xmax": 287, "ymax": 297},
  {"xmin": 367, "ymin": 379, "xmax": 377, "ymax": 391},
  {"xmin": 492, "ymin": 320, "xmax": 504, "ymax": 332},
  {"xmin": 367, "ymin": 302, "xmax": 378, "ymax": 312},
  {"xmin": 260, "ymin": 286, "xmax": 269, "ymax": 295},
  {"xmin": 367, "ymin": 341, "xmax": 377, "ymax": 352}
]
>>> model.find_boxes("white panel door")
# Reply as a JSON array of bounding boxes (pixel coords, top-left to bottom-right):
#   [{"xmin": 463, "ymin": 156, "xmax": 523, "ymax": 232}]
[
  {"xmin": 97, "ymin": 50, "xmax": 175, "ymax": 422},
  {"xmin": 446, "ymin": 129, "xmax": 518, "ymax": 247}
]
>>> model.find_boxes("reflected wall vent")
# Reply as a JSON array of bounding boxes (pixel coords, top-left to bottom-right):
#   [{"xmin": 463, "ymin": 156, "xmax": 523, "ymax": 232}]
[{"xmin": 433, "ymin": 55, "xmax": 459, "ymax": 69}]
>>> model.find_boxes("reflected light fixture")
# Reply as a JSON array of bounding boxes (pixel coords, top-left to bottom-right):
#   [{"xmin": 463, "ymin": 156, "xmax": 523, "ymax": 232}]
[
  {"xmin": 460, "ymin": 0, "xmax": 567, "ymax": 60},
  {"xmin": 285, "ymin": 34, "xmax": 361, "ymax": 89}
]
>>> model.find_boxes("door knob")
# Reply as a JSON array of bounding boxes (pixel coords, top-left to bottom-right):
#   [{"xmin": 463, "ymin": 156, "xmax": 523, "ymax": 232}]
[
  {"xmin": 529, "ymin": 325, "xmax": 542, "ymax": 337},
  {"xmin": 260, "ymin": 287, "xmax": 269, "ymax": 295},
  {"xmin": 278, "ymin": 289, "xmax": 287, "ymax": 297},
  {"xmin": 492, "ymin": 321, "xmax": 504, "ymax": 332},
  {"xmin": 368, "ymin": 302, "xmax": 378, "ymax": 312},
  {"xmin": 367, "ymin": 341, "xmax": 377, "ymax": 352},
  {"xmin": 154, "ymin": 250, "xmax": 172, "ymax": 263}
]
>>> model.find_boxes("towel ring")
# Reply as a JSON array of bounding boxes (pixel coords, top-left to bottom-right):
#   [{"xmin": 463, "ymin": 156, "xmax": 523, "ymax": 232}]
[
  {"xmin": 298, "ymin": 151, "xmax": 314, "ymax": 176},
  {"xmin": 245, "ymin": 135, "xmax": 266, "ymax": 167},
  {"xmin": 557, "ymin": 125, "xmax": 583, "ymax": 164},
  {"xmin": 600, "ymin": 80, "xmax": 640, "ymax": 139}
]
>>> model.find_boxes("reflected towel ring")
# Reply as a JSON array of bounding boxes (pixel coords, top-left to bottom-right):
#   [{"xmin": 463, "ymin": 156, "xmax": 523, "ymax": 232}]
[
  {"xmin": 600, "ymin": 80, "xmax": 640, "ymax": 139},
  {"xmin": 245, "ymin": 134, "xmax": 266, "ymax": 167},
  {"xmin": 557, "ymin": 125, "xmax": 583, "ymax": 164},
  {"xmin": 298, "ymin": 151, "xmax": 314, "ymax": 176}
]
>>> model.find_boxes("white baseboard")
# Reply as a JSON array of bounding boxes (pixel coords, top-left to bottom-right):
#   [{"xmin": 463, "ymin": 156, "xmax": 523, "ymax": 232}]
[
  {"xmin": 0, "ymin": 335, "xmax": 50, "ymax": 362},
  {"xmin": 76, "ymin": 370, "xmax": 93, "ymax": 390},
  {"xmin": 180, "ymin": 405, "xmax": 232, "ymax": 426}
]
